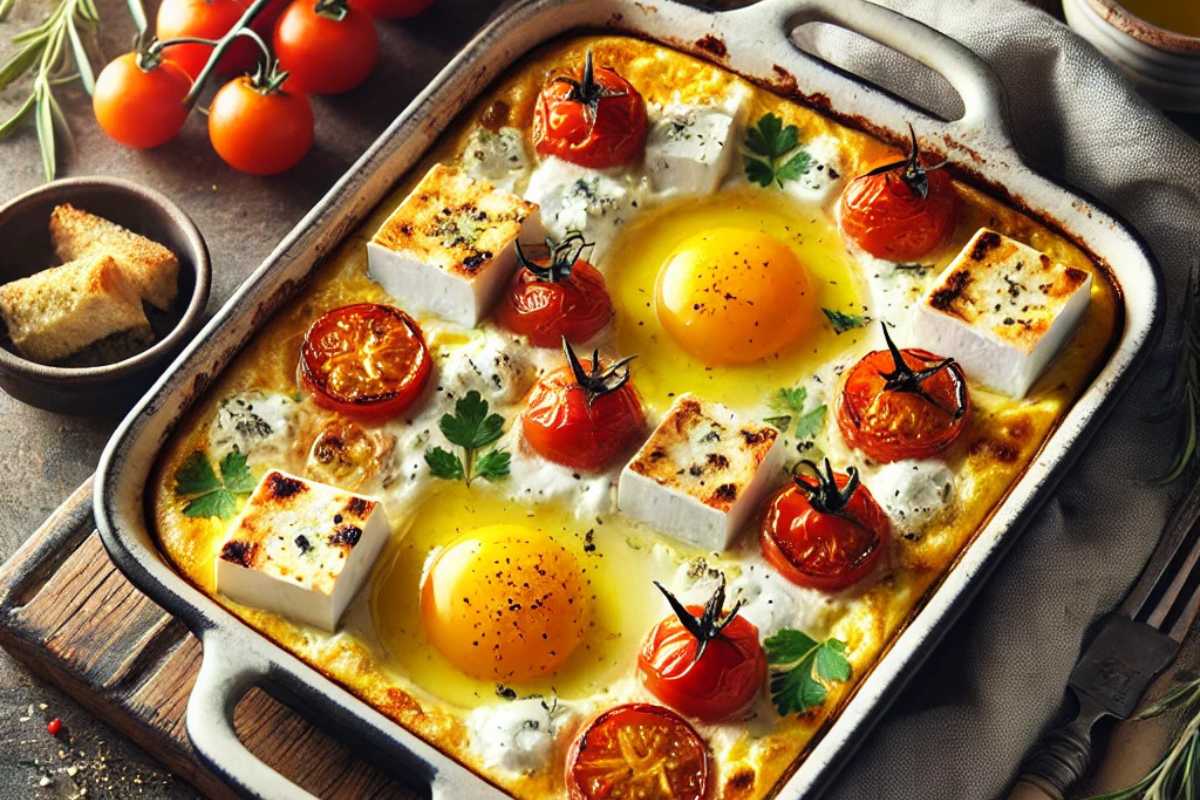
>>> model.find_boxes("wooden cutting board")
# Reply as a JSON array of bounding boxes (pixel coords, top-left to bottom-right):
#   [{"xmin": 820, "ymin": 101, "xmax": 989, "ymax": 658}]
[{"xmin": 0, "ymin": 477, "xmax": 417, "ymax": 800}]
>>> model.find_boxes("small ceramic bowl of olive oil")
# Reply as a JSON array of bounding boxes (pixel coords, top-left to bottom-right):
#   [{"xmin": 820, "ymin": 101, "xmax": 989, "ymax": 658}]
[{"xmin": 1064, "ymin": 0, "xmax": 1200, "ymax": 111}]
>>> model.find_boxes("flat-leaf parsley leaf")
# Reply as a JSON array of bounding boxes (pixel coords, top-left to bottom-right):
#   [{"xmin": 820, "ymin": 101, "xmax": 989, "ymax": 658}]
[
  {"xmin": 822, "ymin": 308, "xmax": 866, "ymax": 334},
  {"xmin": 425, "ymin": 390, "xmax": 511, "ymax": 485},
  {"xmin": 744, "ymin": 113, "xmax": 812, "ymax": 189},
  {"xmin": 765, "ymin": 628, "xmax": 852, "ymax": 716},
  {"xmin": 174, "ymin": 450, "xmax": 255, "ymax": 520},
  {"xmin": 768, "ymin": 386, "xmax": 827, "ymax": 441}
]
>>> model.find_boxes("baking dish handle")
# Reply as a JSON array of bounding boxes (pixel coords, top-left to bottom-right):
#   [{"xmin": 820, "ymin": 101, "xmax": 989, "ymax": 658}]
[
  {"xmin": 727, "ymin": 0, "xmax": 1017, "ymax": 158},
  {"xmin": 187, "ymin": 631, "xmax": 320, "ymax": 800}
]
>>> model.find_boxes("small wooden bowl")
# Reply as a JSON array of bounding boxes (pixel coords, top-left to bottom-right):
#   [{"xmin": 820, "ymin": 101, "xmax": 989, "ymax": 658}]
[{"xmin": 0, "ymin": 177, "xmax": 211, "ymax": 415}]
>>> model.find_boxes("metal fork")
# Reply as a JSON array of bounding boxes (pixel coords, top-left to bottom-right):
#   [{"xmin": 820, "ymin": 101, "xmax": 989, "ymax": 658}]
[{"xmin": 1009, "ymin": 480, "xmax": 1200, "ymax": 799}]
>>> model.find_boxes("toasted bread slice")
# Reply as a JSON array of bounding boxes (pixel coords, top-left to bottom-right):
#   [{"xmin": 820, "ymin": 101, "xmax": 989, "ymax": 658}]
[
  {"xmin": 49, "ymin": 203, "xmax": 180, "ymax": 311},
  {"xmin": 0, "ymin": 255, "xmax": 152, "ymax": 363}
]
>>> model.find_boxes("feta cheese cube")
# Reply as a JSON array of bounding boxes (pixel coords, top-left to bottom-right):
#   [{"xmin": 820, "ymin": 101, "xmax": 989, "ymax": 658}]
[
  {"xmin": 460, "ymin": 126, "xmax": 530, "ymax": 193},
  {"xmin": 367, "ymin": 163, "xmax": 544, "ymax": 327},
  {"xmin": 523, "ymin": 157, "xmax": 640, "ymax": 258},
  {"xmin": 912, "ymin": 228, "xmax": 1092, "ymax": 397},
  {"xmin": 215, "ymin": 470, "xmax": 391, "ymax": 631},
  {"xmin": 645, "ymin": 104, "xmax": 739, "ymax": 195},
  {"xmin": 618, "ymin": 394, "xmax": 784, "ymax": 551}
]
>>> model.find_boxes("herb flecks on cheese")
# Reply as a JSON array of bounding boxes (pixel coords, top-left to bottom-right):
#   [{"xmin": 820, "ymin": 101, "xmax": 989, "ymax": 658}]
[
  {"xmin": 215, "ymin": 470, "xmax": 391, "ymax": 631},
  {"xmin": 367, "ymin": 163, "xmax": 544, "ymax": 327},
  {"xmin": 914, "ymin": 228, "xmax": 1092, "ymax": 397},
  {"xmin": 618, "ymin": 393, "xmax": 785, "ymax": 550}
]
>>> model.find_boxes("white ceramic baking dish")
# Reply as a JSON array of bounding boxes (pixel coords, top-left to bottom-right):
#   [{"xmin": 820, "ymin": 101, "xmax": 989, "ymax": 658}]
[{"xmin": 93, "ymin": 0, "xmax": 1162, "ymax": 797}]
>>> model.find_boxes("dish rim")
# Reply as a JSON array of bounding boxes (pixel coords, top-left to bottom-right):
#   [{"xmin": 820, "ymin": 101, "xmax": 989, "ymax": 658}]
[{"xmin": 91, "ymin": 1, "xmax": 1164, "ymax": 798}]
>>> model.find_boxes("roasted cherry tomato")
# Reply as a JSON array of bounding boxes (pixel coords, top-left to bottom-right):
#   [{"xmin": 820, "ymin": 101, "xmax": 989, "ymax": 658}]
[
  {"xmin": 495, "ymin": 232, "xmax": 612, "ymax": 347},
  {"xmin": 838, "ymin": 323, "xmax": 970, "ymax": 463},
  {"xmin": 273, "ymin": 0, "xmax": 378, "ymax": 95},
  {"xmin": 565, "ymin": 703, "xmax": 710, "ymax": 800},
  {"xmin": 93, "ymin": 52, "xmax": 192, "ymax": 149},
  {"xmin": 208, "ymin": 71, "xmax": 313, "ymax": 174},
  {"xmin": 348, "ymin": 0, "xmax": 429, "ymax": 18},
  {"xmin": 300, "ymin": 303, "xmax": 431, "ymax": 419},
  {"xmin": 638, "ymin": 578, "xmax": 766, "ymax": 722},
  {"xmin": 839, "ymin": 124, "xmax": 958, "ymax": 262},
  {"xmin": 761, "ymin": 459, "xmax": 890, "ymax": 592},
  {"xmin": 532, "ymin": 50, "xmax": 647, "ymax": 169},
  {"xmin": 156, "ymin": 0, "xmax": 258, "ymax": 79},
  {"xmin": 521, "ymin": 338, "xmax": 644, "ymax": 472}
]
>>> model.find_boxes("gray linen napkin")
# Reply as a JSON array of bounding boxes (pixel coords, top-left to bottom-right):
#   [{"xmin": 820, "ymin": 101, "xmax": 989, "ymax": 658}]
[{"xmin": 791, "ymin": 2, "xmax": 1200, "ymax": 797}]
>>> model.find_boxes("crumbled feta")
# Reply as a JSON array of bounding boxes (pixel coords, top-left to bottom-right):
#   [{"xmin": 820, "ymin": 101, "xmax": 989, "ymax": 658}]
[
  {"xmin": 782, "ymin": 134, "xmax": 845, "ymax": 205},
  {"xmin": 216, "ymin": 471, "xmax": 391, "ymax": 631},
  {"xmin": 460, "ymin": 126, "xmax": 530, "ymax": 193},
  {"xmin": 210, "ymin": 391, "xmax": 297, "ymax": 466},
  {"xmin": 869, "ymin": 459, "xmax": 954, "ymax": 533},
  {"xmin": 523, "ymin": 157, "xmax": 642, "ymax": 258},
  {"xmin": 467, "ymin": 698, "xmax": 576, "ymax": 774},
  {"xmin": 913, "ymin": 228, "xmax": 1092, "ymax": 397},
  {"xmin": 435, "ymin": 329, "xmax": 534, "ymax": 406},
  {"xmin": 367, "ymin": 163, "xmax": 544, "ymax": 327}
]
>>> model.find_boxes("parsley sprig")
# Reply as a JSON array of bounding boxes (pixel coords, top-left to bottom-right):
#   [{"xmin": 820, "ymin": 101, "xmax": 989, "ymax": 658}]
[
  {"xmin": 765, "ymin": 628, "xmax": 852, "ymax": 716},
  {"xmin": 174, "ymin": 450, "xmax": 256, "ymax": 519},
  {"xmin": 765, "ymin": 385, "xmax": 826, "ymax": 441},
  {"xmin": 822, "ymin": 308, "xmax": 867, "ymax": 335},
  {"xmin": 744, "ymin": 113, "xmax": 812, "ymax": 189},
  {"xmin": 425, "ymin": 390, "xmax": 511, "ymax": 485}
]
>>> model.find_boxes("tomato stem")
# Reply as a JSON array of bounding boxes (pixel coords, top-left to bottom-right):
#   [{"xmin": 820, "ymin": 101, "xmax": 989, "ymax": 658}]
[
  {"xmin": 313, "ymin": 0, "xmax": 348, "ymax": 21},
  {"xmin": 561, "ymin": 336, "xmax": 635, "ymax": 406},
  {"xmin": 652, "ymin": 576, "xmax": 744, "ymax": 666},
  {"xmin": 514, "ymin": 231, "xmax": 592, "ymax": 283},
  {"xmin": 877, "ymin": 322, "xmax": 965, "ymax": 418},
  {"xmin": 181, "ymin": 0, "xmax": 274, "ymax": 107}
]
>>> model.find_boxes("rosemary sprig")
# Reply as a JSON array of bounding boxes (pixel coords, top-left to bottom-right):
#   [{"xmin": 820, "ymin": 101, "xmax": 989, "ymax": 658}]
[
  {"xmin": 0, "ymin": 0, "xmax": 117, "ymax": 179},
  {"xmin": 1150, "ymin": 258, "xmax": 1200, "ymax": 484},
  {"xmin": 1085, "ymin": 673, "xmax": 1200, "ymax": 800}
]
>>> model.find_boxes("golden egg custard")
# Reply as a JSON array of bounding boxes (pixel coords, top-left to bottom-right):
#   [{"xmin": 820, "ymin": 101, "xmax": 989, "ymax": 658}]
[{"xmin": 152, "ymin": 33, "xmax": 1121, "ymax": 800}]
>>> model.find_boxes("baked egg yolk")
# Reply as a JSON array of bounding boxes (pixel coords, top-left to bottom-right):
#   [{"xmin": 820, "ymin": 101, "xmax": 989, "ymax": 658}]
[
  {"xmin": 419, "ymin": 524, "xmax": 590, "ymax": 683},
  {"xmin": 607, "ymin": 187, "xmax": 866, "ymax": 414},
  {"xmin": 656, "ymin": 227, "xmax": 817, "ymax": 365},
  {"xmin": 371, "ymin": 481, "xmax": 682, "ymax": 707}
]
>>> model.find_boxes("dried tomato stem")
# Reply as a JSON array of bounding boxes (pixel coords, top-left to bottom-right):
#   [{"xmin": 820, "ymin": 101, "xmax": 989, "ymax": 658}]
[
  {"xmin": 877, "ymin": 322, "xmax": 965, "ymax": 419},
  {"xmin": 562, "ymin": 337, "xmax": 635, "ymax": 406},
  {"xmin": 515, "ymin": 231, "xmax": 592, "ymax": 282},
  {"xmin": 653, "ymin": 575, "xmax": 744, "ymax": 665}
]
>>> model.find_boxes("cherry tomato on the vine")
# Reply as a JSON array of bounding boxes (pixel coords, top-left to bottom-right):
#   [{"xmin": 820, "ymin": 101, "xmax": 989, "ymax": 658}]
[
  {"xmin": 208, "ymin": 72, "xmax": 313, "ymax": 175},
  {"xmin": 93, "ymin": 53, "xmax": 192, "ymax": 149},
  {"xmin": 521, "ymin": 339, "xmax": 644, "ymax": 472},
  {"xmin": 156, "ymin": 0, "xmax": 258, "ymax": 79},
  {"xmin": 839, "ymin": 124, "xmax": 958, "ymax": 262},
  {"xmin": 837, "ymin": 323, "xmax": 970, "ymax": 463},
  {"xmin": 348, "ymin": 0, "xmax": 429, "ymax": 18},
  {"xmin": 761, "ymin": 459, "xmax": 890, "ymax": 592},
  {"xmin": 532, "ymin": 50, "xmax": 647, "ymax": 169},
  {"xmin": 299, "ymin": 303, "xmax": 432, "ymax": 419},
  {"xmin": 273, "ymin": 0, "xmax": 378, "ymax": 95},
  {"xmin": 638, "ymin": 579, "xmax": 766, "ymax": 722},
  {"xmin": 495, "ymin": 232, "xmax": 612, "ymax": 347}
]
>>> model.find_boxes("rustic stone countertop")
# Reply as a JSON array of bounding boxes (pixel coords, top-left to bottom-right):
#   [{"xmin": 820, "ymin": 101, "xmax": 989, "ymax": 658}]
[{"xmin": 0, "ymin": 0, "xmax": 1196, "ymax": 798}]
